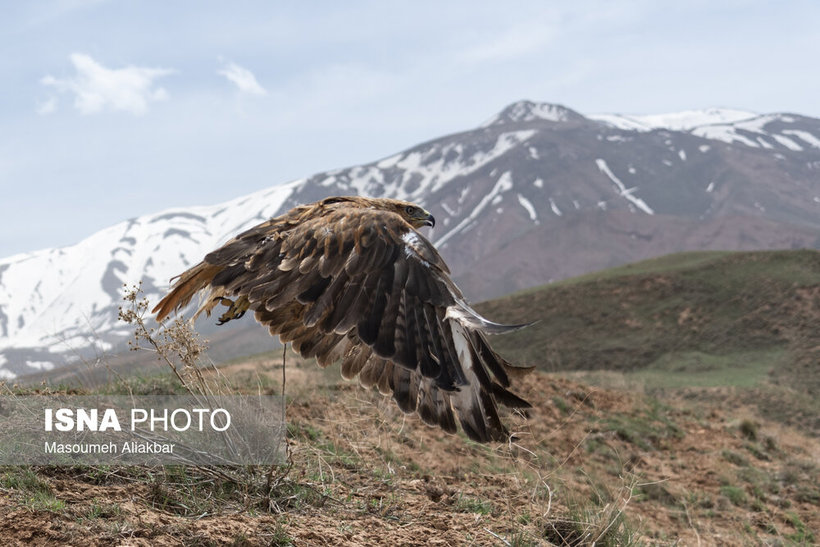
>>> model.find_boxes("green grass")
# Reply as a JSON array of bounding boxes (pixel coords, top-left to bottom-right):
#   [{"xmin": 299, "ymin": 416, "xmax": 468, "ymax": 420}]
[
  {"xmin": 631, "ymin": 349, "xmax": 783, "ymax": 389},
  {"xmin": 454, "ymin": 494, "xmax": 494, "ymax": 515},
  {"xmin": 785, "ymin": 511, "xmax": 815, "ymax": 543},
  {"xmin": 0, "ymin": 467, "xmax": 67, "ymax": 513},
  {"xmin": 551, "ymin": 395, "xmax": 572, "ymax": 415},
  {"xmin": 25, "ymin": 489, "xmax": 67, "ymax": 512},
  {"xmin": 477, "ymin": 250, "xmax": 820, "ymax": 398},
  {"xmin": 1, "ymin": 468, "xmax": 51, "ymax": 493},
  {"xmin": 595, "ymin": 398, "xmax": 684, "ymax": 451},
  {"xmin": 722, "ymin": 450, "xmax": 750, "ymax": 467},
  {"xmin": 720, "ymin": 485, "xmax": 747, "ymax": 507},
  {"xmin": 84, "ymin": 500, "xmax": 123, "ymax": 520},
  {"xmin": 543, "ymin": 250, "xmax": 738, "ymax": 288}
]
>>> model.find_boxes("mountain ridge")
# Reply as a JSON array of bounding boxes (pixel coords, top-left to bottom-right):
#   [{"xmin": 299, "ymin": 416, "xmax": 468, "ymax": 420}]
[{"xmin": 3, "ymin": 99, "xmax": 820, "ymax": 378}]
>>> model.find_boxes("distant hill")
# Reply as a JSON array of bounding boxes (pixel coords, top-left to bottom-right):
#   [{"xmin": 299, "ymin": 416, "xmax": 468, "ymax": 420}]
[{"xmin": 478, "ymin": 249, "xmax": 820, "ymax": 430}]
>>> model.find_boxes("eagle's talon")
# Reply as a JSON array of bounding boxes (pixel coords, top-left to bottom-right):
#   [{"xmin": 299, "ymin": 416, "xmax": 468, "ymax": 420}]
[{"xmin": 214, "ymin": 296, "xmax": 249, "ymax": 325}]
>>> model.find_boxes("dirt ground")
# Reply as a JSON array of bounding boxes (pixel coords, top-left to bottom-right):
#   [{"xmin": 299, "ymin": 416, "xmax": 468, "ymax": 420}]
[{"xmin": 1, "ymin": 356, "xmax": 818, "ymax": 545}]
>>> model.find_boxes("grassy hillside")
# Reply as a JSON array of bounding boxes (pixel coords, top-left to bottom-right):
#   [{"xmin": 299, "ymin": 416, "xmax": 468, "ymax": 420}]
[
  {"xmin": 477, "ymin": 250, "xmax": 820, "ymax": 436},
  {"xmin": 478, "ymin": 250, "xmax": 819, "ymax": 388}
]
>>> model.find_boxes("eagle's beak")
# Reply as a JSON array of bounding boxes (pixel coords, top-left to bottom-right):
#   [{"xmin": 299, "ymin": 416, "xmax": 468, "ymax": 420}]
[{"xmin": 420, "ymin": 211, "xmax": 435, "ymax": 228}]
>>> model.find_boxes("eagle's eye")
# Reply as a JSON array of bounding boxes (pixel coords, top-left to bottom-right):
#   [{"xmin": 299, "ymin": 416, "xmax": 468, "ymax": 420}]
[{"xmin": 405, "ymin": 205, "xmax": 416, "ymax": 215}]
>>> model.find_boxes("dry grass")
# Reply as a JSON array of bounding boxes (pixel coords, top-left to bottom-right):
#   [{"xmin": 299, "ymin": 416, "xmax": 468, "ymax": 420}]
[{"xmin": 1, "ymin": 283, "xmax": 819, "ymax": 545}]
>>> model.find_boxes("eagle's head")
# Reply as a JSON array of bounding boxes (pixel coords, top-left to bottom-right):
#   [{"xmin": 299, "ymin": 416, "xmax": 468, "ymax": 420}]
[
  {"xmin": 321, "ymin": 196, "xmax": 435, "ymax": 229},
  {"xmin": 393, "ymin": 201, "xmax": 435, "ymax": 229}
]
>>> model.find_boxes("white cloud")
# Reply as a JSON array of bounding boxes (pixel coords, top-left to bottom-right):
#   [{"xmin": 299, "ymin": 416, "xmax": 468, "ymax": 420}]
[
  {"xmin": 41, "ymin": 53, "xmax": 173, "ymax": 115},
  {"xmin": 217, "ymin": 61, "xmax": 267, "ymax": 95}
]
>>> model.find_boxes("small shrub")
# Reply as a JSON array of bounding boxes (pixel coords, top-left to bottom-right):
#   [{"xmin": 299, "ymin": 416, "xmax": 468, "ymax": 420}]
[
  {"xmin": 762, "ymin": 436, "xmax": 778, "ymax": 453},
  {"xmin": 721, "ymin": 450, "xmax": 749, "ymax": 467},
  {"xmin": 743, "ymin": 442, "xmax": 770, "ymax": 461},
  {"xmin": 637, "ymin": 482, "xmax": 678, "ymax": 507},
  {"xmin": 738, "ymin": 419, "xmax": 758, "ymax": 441},
  {"xmin": 552, "ymin": 396, "xmax": 571, "ymax": 415},
  {"xmin": 720, "ymin": 485, "xmax": 747, "ymax": 507}
]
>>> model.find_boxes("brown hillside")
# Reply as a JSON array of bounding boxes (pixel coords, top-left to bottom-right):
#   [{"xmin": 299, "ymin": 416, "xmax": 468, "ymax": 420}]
[{"xmin": 1, "ymin": 352, "xmax": 817, "ymax": 545}]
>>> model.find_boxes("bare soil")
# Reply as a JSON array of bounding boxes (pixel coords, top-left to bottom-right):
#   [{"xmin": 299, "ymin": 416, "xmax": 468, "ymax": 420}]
[{"xmin": 3, "ymin": 351, "xmax": 819, "ymax": 546}]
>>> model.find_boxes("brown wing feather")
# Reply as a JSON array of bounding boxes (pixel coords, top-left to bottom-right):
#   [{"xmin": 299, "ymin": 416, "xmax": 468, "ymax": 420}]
[
  {"xmin": 153, "ymin": 196, "xmax": 532, "ymax": 443},
  {"xmin": 152, "ymin": 262, "xmax": 222, "ymax": 321}
]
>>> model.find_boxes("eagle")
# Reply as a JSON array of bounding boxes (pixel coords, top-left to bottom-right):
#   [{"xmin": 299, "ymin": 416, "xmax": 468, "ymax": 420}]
[{"xmin": 153, "ymin": 196, "xmax": 533, "ymax": 442}]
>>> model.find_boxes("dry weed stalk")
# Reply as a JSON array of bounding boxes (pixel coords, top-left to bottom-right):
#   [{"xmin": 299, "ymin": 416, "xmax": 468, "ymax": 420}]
[
  {"xmin": 118, "ymin": 282, "xmax": 221, "ymax": 396},
  {"xmin": 118, "ymin": 282, "xmax": 290, "ymax": 490}
]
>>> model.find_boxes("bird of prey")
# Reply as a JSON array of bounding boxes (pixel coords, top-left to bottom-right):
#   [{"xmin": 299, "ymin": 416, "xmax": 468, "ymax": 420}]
[{"xmin": 153, "ymin": 196, "xmax": 533, "ymax": 442}]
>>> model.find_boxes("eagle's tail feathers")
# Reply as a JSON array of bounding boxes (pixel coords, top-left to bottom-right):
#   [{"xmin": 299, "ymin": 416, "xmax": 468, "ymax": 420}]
[{"xmin": 152, "ymin": 262, "xmax": 221, "ymax": 321}]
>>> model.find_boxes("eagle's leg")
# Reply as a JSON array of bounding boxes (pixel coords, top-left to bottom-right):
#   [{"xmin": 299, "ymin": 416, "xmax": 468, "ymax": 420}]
[{"xmin": 214, "ymin": 295, "xmax": 250, "ymax": 325}]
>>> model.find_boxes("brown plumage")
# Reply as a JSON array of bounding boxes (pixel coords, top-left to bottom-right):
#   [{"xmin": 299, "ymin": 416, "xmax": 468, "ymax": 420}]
[{"xmin": 153, "ymin": 196, "xmax": 533, "ymax": 442}]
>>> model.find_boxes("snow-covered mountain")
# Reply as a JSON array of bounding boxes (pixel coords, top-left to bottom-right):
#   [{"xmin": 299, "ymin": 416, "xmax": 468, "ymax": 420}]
[{"xmin": 3, "ymin": 100, "xmax": 820, "ymax": 379}]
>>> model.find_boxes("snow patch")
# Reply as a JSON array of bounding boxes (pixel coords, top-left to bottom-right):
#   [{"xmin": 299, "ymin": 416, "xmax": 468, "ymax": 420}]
[
  {"xmin": 549, "ymin": 198, "xmax": 562, "ymax": 217},
  {"xmin": 783, "ymin": 130, "xmax": 820, "ymax": 148},
  {"xmin": 0, "ymin": 180, "xmax": 297, "ymax": 354},
  {"xmin": 678, "ymin": 149, "xmax": 687, "ymax": 161},
  {"xmin": 590, "ymin": 108, "xmax": 757, "ymax": 131},
  {"xmin": 592, "ymin": 110, "xmax": 813, "ymax": 153},
  {"xmin": 533, "ymin": 178, "xmax": 543, "ymax": 189},
  {"xmin": 772, "ymin": 134, "xmax": 803, "ymax": 151},
  {"xmin": 693, "ymin": 125, "xmax": 759, "ymax": 148},
  {"xmin": 436, "ymin": 172, "xmax": 514, "ymax": 247},
  {"xmin": 482, "ymin": 101, "xmax": 573, "ymax": 126},
  {"xmin": 690, "ymin": 114, "xmax": 788, "ymax": 148},
  {"xmin": 595, "ymin": 159, "xmax": 655, "ymax": 215},
  {"xmin": 25, "ymin": 360, "xmax": 55, "ymax": 371},
  {"xmin": 517, "ymin": 194, "xmax": 539, "ymax": 224},
  {"xmin": 706, "ymin": 182, "xmax": 715, "ymax": 193},
  {"xmin": 756, "ymin": 137, "xmax": 774, "ymax": 149},
  {"xmin": 367, "ymin": 131, "xmax": 532, "ymax": 202}
]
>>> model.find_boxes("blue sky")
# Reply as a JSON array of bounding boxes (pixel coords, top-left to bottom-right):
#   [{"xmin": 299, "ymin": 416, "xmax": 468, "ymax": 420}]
[{"xmin": 2, "ymin": 0, "xmax": 819, "ymax": 257}]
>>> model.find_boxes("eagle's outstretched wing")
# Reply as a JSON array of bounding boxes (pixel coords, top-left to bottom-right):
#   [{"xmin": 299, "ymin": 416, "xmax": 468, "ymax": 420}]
[{"xmin": 153, "ymin": 197, "xmax": 533, "ymax": 442}]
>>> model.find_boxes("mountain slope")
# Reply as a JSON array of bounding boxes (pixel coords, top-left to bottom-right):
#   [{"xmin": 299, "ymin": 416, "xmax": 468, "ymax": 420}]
[
  {"xmin": 2, "ymin": 100, "xmax": 820, "ymax": 377},
  {"xmin": 477, "ymin": 249, "xmax": 820, "ymax": 432}
]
